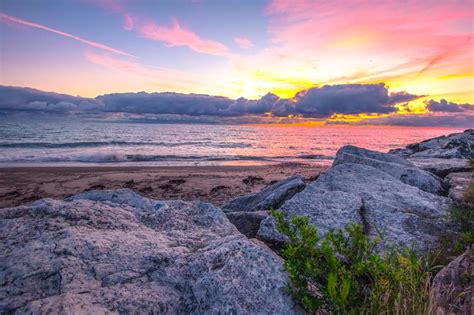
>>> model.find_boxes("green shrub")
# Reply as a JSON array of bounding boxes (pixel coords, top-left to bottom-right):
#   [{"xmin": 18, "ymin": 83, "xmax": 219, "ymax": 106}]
[
  {"xmin": 272, "ymin": 209, "xmax": 433, "ymax": 314},
  {"xmin": 448, "ymin": 167, "xmax": 474, "ymax": 252},
  {"xmin": 449, "ymin": 205, "xmax": 474, "ymax": 233}
]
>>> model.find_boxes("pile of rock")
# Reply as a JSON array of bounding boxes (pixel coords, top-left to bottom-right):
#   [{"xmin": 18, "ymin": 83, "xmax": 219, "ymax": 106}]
[
  {"xmin": 257, "ymin": 145, "xmax": 451, "ymax": 250},
  {"xmin": 0, "ymin": 189, "xmax": 298, "ymax": 313}
]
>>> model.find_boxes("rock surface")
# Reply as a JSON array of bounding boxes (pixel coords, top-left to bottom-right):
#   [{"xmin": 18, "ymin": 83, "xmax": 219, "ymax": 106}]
[
  {"xmin": 389, "ymin": 129, "xmax": 474, "ymax": 159},
  {"xmin": 0, "ymin": 189, "xmax": 298, "ymax": 314},
  {"xmin": 335, "ymin": 145, "xmax": 415, "ymax": 167},
  {"xmin": 226, "ymin": 210, "xmax": 269, "ymax": 238},
  {"xmin": 430, "ymin": 247, "xmax": 473, "ymax": 315},
  {"xmin": 222, "ymin": 175, "xmax": 305, "ymax": 213},
  {"xmin": 409, "ymin": 158, "xmax": 471, "ymax": 178},
  {"xmin": 333, "ymin": 145, "xmax": 446, "ymax": 195},
  {"xmin": 445, "ymin": 172, "xmax": 472, "ymax": 204},
  {"xmin": 257, "ymin": 186, "xmax": 363, "ymax": 247},
  {"xmin": 258, "ymin": 147, "xmax": 451, "ymax": 250}
]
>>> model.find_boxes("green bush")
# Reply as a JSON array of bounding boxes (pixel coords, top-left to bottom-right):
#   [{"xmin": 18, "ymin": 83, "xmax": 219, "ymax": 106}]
[
  {"xmin": 272, "ymin": 209, "xmax": 433, "ymax": 314},
  {"xmin": 447, "ymin": 164, "xmax": 474, "ymax": 254},
  {"xmin": 449, "ymin": 205, "xmax": 474, "ymax": 233}
]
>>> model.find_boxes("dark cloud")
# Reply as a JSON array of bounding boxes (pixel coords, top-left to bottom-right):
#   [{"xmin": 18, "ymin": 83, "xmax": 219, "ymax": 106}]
[
  {"xmin": 226, "ymin": 93, "xmax": 278, "ymax": 114},
  {"xmin": 3, "ymin": 84, "xmax": 471, "ymax": 127},
  {"xmin": 387, "ymin": 91, "xmax": 421, "ymax": 104},
  {"xmin": 425, "ymin": 99, "xmax": 474, "ymax": 113},
  {"xmin": 280, "ymin": 83, "xmax": 407, "ymax": 118},
  {"xmin": 0, "ymin": 85, "xmax": 100, "ymax": 112},
  {"xmin": 1, "ymin": 84, "xmax": 416, "ymax": 118},
  {"xmin": 97, "ymin": 92, "xmax": 232, "ymax": 116}
]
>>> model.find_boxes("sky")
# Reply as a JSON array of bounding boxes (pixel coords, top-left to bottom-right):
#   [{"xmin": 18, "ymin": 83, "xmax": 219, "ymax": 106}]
[{"xmin": 0, "ymin": 0, "xmax": 473, "ymax": 126}]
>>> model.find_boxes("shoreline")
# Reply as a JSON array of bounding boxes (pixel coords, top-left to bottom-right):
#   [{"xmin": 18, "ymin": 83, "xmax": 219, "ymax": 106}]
[{"xmin": 0, "ymin": 162, "xmax": 328, "ymax": 208}]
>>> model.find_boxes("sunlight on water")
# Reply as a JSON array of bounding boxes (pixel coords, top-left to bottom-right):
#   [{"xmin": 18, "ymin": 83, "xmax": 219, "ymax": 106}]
[{"xmin": 0, "ymin": 118, "xmax": 465, "ymax": 166}]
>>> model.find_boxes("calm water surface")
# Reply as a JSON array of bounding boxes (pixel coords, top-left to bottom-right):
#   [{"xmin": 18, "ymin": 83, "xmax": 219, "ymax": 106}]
[{"xmin": 0, "ymin": 118, "xmax": 464, "ymax": 166}]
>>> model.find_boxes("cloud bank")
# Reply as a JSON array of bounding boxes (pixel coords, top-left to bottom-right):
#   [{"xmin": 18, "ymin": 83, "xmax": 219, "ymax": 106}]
[
  {"xmin": 1, "ymin": 84, "xmax": 472, "ymax": 127},
  {"xmin": 0, "ymin": 86, "xmax": 99, "ymax": 112},
  {"xmin": 272, "ymin": 84, "xmax": 420, "ymax": 118},
  {"xmin": 425, "ymin": 99, "xmax": 474, "ymax": 113}
]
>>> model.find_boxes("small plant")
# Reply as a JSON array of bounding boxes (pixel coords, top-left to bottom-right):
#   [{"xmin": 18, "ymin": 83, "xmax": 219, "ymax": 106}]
[
  {"xmin": 449, "ymin": 204, "xmax": 474, "ymax": 233},
  {"xmin": 272, "ymin": 209, "xmax": 434, "ymax": 314},
  {"xmin": 448, "ymin": 165, "xmax": 474, "ymax": 253}
]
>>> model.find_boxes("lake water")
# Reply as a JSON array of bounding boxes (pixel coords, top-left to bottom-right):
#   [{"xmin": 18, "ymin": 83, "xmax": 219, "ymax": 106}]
[{"xmin": 0, "ymin": 117, "xmax": 464, "ymax": 166}]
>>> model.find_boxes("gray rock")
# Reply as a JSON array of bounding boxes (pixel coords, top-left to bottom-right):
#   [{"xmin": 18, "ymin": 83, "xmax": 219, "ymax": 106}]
[
  {"xmin": 333, "ymin": 145, "xmax": 446, "ymax": 195},
  {"xmin": 315, "ymin": 163, "xmax": 451, "ymax": 249},
  {"xmin": 0, "ymin": 189, "xmax": 298, "ymax": 314},
  {"xmin": 222, "ymin": 175, "xmax": 305, "ymax": 212},
  {"xmin": 257, "ymin": 186, "xmax": 363, "ymax": 247},
  {"xmin": 445, "ymin": 172, "xmax": 472, "ymax": 204},
  {"xmin": 258, "ymin": 163, "xmax": 451, "ymax": 250},
  {"xmin": 430, "ymin": 247, "xmax": 473, "ymax": 315},
  {"xmin": 390, "ymin": 129, "xmax": 474, "ymax": 159},
  {"xmin": 409, "ymin": 158, "xmax": 471, "ymax": 178},
  {"xmin": 226, "ymin": 210, "xmax": 269, "ymax": 238},
  {"xmin": 334, "ymin": 145, "xmax": 415, "ymax": 167}
]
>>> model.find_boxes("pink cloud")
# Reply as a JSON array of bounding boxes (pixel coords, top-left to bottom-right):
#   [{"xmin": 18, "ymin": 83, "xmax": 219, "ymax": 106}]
[
  {"xmin": 0, "ymin": 12, "xmax": 133, "ymax": 57},
  {"xmin": 234, "ymin": 37, "xmax": 254, "ymax": 49},
  {"xmin": 90, "ymin": 0, "xmax": 229, "ymax": 57},
  {"xmin": 123, "ymin": 14, "xmax": 135, "ymax": 31},
  {"xmin": 137, "ymin": 17, "xmax": 229, "ymax": 56},
  {"xmin": 257, "ymin": 0, "xmax": 474, "ymax": 83},
  {"xmin": 264, "ymin": 0, "xmax": 473, "ymax": 59}
]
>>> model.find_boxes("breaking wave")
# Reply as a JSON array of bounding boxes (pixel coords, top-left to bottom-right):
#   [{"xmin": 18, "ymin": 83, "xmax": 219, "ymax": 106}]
[{"xmin": 0, "ymin": 152, "xmax": 334, "ymax": 164}]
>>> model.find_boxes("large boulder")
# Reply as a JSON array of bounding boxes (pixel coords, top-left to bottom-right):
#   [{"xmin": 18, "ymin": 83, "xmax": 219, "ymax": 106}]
[
  {"xmin": 0, "ymin": 189, "xmax": 298, "ymax": 314},
  {"xmin": 334, "ymin": 145, "xmax": 415, "ymax": 167},
  {"xmin": 222, "ymin": 175, "xmax": 305, "ymax": 213},
  {"xmin": 430, "ymin": 247, "xmax": 473, "ymax": 315},
  {"xmin": 409, "ymin": 158, "xmax": 471, "ymax": 178},
  {"xmin": 389, "ymin": 129, "xmax": 474, "ymax": 159},
  {"xmin": 257, "ymin": 186, "xmax": 363, "ymax": 247},
  {"xmin": 258, "ymin": 163, "xmax": 451, "ymax": 250},
  {"xmin": 333, "ymin": 145, "xmax": 446, "ymax": 195}
]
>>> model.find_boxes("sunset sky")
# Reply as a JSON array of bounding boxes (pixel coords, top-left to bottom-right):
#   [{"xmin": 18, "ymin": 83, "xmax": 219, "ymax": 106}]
[{"xmin": 0, "ymin": 0, "xmax": 473, "ymax": 126}]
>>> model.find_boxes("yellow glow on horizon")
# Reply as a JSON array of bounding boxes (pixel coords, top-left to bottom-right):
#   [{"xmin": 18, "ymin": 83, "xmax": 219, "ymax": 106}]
[{"xmin": 245, "ymin": 121, "xmax": 327, "ymax": 127}]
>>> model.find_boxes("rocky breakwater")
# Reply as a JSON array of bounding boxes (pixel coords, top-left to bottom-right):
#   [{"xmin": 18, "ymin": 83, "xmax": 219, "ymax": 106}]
[
  {"xmin": 0, "ymin": 189, "xmax": 299, "ymax": 314},
  {"xmin": 390, "ymin": 129, "xmax": 473, "ymax": 178},
  {"xmin": 252, "ymin": 131, "xmax": 472, "ymax": 313},
  {"xmin": 257, "ymin": 145, "xmax": 452, "ymax": 251},
  {"xmin": 257, "ymin": 130, "xmax": 474, "ymax": 251}
]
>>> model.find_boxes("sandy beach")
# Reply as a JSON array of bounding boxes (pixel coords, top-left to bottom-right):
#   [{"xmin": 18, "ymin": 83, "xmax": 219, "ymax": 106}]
[{"xmin": 0, "ymin": 162, "xmax": 328, "ymax": 208}]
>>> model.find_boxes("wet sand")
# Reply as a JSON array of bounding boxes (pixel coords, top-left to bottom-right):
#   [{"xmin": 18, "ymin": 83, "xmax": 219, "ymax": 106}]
[{"xmin": 0, "ymin": 163, "xmax": 328, "ymax": 208}]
